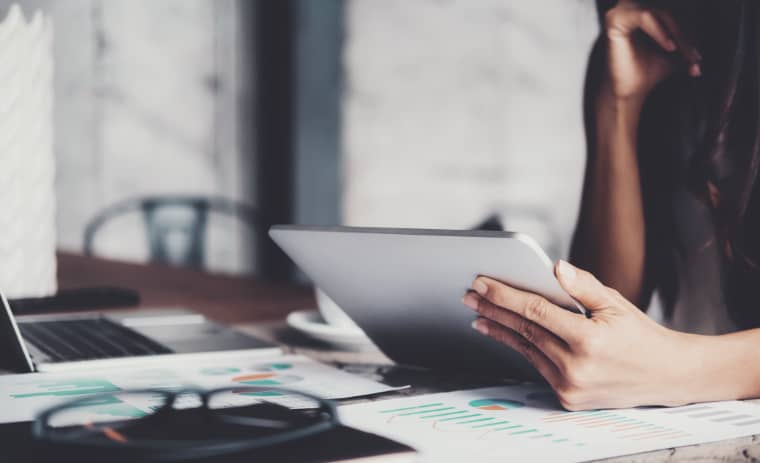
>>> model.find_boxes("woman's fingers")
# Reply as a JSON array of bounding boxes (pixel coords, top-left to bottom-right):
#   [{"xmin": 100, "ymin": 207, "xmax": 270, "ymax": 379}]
[
  {"xmin": 605, "ymin": 3, "xmax": 667, "ymax": 45},
  {"xmin": 638, "ymin": 10, "xmax": 676, "ymax": 52},
  {"xmin": 463, "ymin": 292, "xmax": 570, "ymax": 367},
  {"xmin": 472, "ymin": 317, "xmax": 562, "ymax": 388},
  {"xmin": 652, "ymin": 10, "xmax": 701, "ymax": 76},
  {"xmin": 605, "ymin": 3, "xmax": 701, "ymax": 77},
  {"xmin": 471, "ymin": 277, "xmax": 587, "ymax": 344}
]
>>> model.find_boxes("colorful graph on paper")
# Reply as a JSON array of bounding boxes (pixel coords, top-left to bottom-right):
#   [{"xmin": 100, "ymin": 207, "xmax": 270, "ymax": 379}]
[
  {"xmin": 0, "ymin": 355, "xmax": 402, "ymax": 424},
  {"xmin": 340, "ymin": 384, "xmax": 760, "ymax": 462}
]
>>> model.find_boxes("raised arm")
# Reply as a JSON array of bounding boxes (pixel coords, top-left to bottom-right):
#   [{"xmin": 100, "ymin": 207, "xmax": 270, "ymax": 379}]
[
  {"xmin": 571, "ymin": 70, "xmax": 648, "ymax": 304},
  {"xmin": 570, "ymin": 1, "xmax": 701, "ymax": 305}
]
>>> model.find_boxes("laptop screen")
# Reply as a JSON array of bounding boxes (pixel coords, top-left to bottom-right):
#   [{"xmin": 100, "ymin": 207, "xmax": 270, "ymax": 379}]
[{"xmin": 0, "ymin": 291, "xmax": 35, "ymax": 373}]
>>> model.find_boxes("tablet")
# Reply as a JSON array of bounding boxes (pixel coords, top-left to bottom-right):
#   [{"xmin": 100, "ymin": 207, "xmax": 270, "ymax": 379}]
[{"xmin": 270, "ymin": 225, "xmax": 583, "ymax": 378}]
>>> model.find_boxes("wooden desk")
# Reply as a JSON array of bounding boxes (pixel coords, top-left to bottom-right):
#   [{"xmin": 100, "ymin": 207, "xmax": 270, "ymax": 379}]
[
  {"xmin": 56, "ymin": 251, "xmax": 315, "ymax": 323},
  {"xmin": 55, "ymin": 252, "xmax": 760, "ymax": 462}
]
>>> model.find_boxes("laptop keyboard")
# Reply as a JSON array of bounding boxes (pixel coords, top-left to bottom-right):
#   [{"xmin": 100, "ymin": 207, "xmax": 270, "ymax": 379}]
[{"xmin": 17, "ymin": 318, "xmax": 173, "ymax": 362}]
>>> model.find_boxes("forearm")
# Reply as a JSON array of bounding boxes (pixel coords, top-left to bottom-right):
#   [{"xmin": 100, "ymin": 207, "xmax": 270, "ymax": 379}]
[
  {"xmin": 572, "ymin": 88, "xmax": 647, "ymax": 303},
  {"xmin": 677, "ymin": 329, "xmax": 760, "ymax": 402}
]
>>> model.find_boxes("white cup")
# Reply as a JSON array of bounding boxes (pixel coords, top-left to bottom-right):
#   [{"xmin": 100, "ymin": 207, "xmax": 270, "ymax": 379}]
[{"xmin": 315, "ymin": 288, "xmax": 362, "ymax": 331}]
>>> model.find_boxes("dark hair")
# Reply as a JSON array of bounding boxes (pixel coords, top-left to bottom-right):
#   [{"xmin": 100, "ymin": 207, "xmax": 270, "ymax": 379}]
[{"xmin": 586, "ymin": 0, "xmax": 760, "ymax": 327}]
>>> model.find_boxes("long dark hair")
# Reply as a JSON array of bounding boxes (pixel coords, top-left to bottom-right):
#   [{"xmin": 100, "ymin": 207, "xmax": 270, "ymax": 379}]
[{"xmin": 586, "ymin": 0, "xmax": 760, "ymax": 327}]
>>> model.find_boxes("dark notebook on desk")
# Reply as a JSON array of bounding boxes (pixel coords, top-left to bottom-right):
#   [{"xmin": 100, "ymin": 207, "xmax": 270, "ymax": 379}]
[{"xmin": 0, "ymin": 420, "xmax": 416, "ymax": 463}]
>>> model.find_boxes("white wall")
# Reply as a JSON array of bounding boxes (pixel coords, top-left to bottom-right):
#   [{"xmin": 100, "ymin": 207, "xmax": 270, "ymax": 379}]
[
  {"xmin": 14, "ymin": 0, "xmax": 256, "ymax": 274},
  {"xmin": 342, "ymin": 0, "xmax": 598, "ymax": 259},
  {"xmin": 6, "ymin": 0, "xmax": 599, "ymax": 274}
]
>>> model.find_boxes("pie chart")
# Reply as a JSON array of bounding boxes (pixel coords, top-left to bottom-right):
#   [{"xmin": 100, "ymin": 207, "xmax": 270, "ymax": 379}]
[
  {"xmin": 231, "ymin": 372, "xmax": 303, "ymax": 397},
  {"xmin": 469, "ymin": 399, "xmax": 525, "ymax": 411},
  {"xmin": 232, "ymin": 373, "xmax": 303, "ymax": 387}
]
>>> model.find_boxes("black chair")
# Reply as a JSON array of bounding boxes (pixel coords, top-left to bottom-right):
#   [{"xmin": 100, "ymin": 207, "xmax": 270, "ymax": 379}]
[{"xmin": 83, "ymin": 196, "xmax": 260, "ymax": 270}]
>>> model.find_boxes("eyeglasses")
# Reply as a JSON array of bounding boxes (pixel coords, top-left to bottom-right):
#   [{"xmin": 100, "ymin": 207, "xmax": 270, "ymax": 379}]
[{"xmin": 33, "ymin": 386, "xmax": 340, "ymax": 461}]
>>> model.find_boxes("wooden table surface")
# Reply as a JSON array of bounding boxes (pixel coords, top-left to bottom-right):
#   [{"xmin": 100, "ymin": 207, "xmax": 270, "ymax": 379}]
[
  {"xmin": 56, "ymin": 252, "xmax": 760, "ymax": 462},
  {"xmin": 56, "ymin": 251, "xmax": 316, "ymax": 323}
]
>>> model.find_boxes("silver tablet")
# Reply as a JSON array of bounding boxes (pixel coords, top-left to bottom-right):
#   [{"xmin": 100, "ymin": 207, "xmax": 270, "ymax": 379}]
[{"xmin": 270, "ymin": 225, "xmax": 583, "ymax": 378}]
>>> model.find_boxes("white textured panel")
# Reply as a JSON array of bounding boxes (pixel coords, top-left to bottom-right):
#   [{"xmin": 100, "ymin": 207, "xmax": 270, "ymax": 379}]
[
  {"xmin": 0, "ymin": 4, "xmax": 56, "ymax": 297},
  {"xmin": 343, "ymin": 0, "xmax": 598, "ymax": 258},
  {"xmin": 97, "ymin": 0, "xmax": 217, "ymax": 199}
]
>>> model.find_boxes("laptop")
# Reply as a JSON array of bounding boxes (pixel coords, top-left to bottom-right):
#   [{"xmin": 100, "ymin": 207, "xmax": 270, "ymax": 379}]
[{"xmin": 0, "ymin": 290, "xmax": 281, "ymax": 373}]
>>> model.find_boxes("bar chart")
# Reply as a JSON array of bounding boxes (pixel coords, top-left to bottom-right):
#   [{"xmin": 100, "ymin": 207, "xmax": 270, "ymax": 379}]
[{"xmin": 378, "ymin": 395, "xmax": 586, "ymax": 447}]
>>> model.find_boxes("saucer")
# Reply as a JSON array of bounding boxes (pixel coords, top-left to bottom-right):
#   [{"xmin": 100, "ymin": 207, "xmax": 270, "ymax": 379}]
[{"xmin": 286, "ymin": 310, "xmax": 372, "ymax": 348}]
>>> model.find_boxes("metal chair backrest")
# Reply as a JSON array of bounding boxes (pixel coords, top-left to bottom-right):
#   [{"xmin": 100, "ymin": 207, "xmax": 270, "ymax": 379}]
[{"xmin": 83, "ymin": 196, "xmax": 259, "ymax": 269}]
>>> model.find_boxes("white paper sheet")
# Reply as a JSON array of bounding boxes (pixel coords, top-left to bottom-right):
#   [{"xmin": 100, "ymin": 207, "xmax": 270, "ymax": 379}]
[
  {"xmin": 0, "ymin": 354, "xmax": 401, "ymax": 424},
  {"xmin": 339, "ymin": 384, "xmax": 760, "ymax": 462}
]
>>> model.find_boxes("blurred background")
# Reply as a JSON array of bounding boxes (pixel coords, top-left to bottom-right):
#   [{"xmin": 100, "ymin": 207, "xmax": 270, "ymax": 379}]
[{"xmin": 0, "ymin": 0, "xmax": 597, "ymax": 288}]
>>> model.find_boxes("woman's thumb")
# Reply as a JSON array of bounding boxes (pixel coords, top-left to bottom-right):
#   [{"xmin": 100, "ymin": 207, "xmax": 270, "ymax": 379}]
[{"xmin": 556, "ymin": 260, "xmax": 612, "ymax": 311}]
